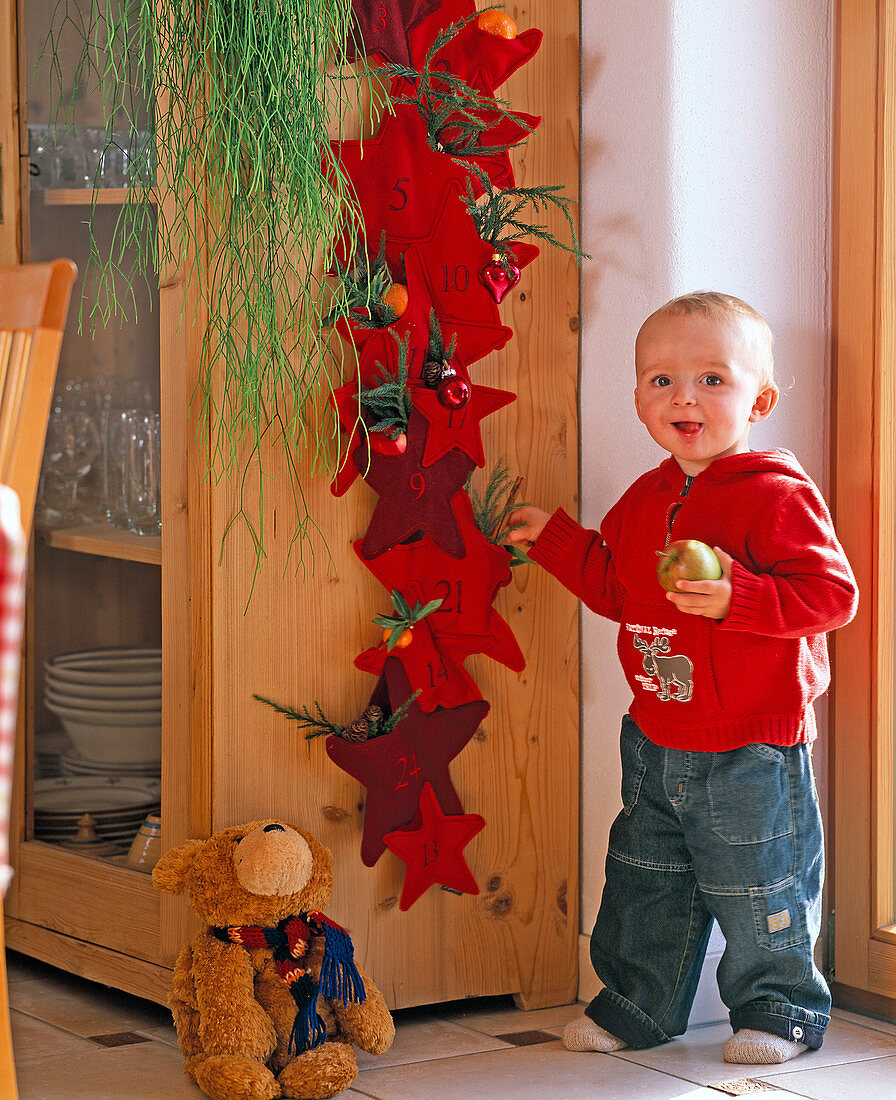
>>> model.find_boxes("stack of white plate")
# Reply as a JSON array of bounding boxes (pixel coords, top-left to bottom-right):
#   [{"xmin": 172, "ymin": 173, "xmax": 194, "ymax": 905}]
[
  {"xmin": 33, "ymin": 777, "xmax": 161, "ymax": 847},
  {"xmin": 43, "ymin": 647, "xmax": 162, "ymax": 772}
]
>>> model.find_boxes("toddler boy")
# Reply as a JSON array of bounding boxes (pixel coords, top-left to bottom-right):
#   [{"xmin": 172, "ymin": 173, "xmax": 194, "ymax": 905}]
[{"xmin": 507, "ymin": 292, "xmax": 858, "ymax": 1064}]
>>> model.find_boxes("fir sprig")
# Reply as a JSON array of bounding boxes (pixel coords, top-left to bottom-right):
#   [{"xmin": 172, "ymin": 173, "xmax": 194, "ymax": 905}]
[
  {"xmin": 427, "ymin": 310, "xmax": 457, "ymax": 366},
  {"xmin": 385, "ymin": 17, "xmax": 534, "ymax": 163},
  {"xmin": 464, "ymin": 168, "xmax": 589, "ymax": 263},
  {"xmin": 359, "ymin": 333, "xmax": 412, "ymax": 437},
  {"xmin": 254, "ymin": 689, "xmax": 421, "ymax": 740},
  {"xmin": 323, "ymin": 234, "xmax": 404, "ymax": 329},
  {"xmin": 467, "ymin": 459, "xmax": 533, "ymax": 566}
]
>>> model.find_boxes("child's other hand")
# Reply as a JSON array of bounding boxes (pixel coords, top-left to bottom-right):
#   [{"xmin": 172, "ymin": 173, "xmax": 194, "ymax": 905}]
[
  {"xmin": 666, "ymin": 547, "xmax": 733, "ymax": 620},
  {"xmin": 505, "ymin": 506, "xmax": 552, "ymax": 550}
]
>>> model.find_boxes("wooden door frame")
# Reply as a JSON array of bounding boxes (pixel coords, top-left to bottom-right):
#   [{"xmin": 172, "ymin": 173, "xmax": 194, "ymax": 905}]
[
  {"xmin": 830, "ymin": 0, "xmax": 896, "ymax": 1016},
  {"xmin": 0, "ymin": 0, "xmax": 23, "ymax": 263}
]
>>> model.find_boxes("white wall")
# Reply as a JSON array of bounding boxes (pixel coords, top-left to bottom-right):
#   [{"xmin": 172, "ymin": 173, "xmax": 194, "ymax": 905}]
[{"xmin": 577, "ymin": 1, "xmax": 831, "ymax": 1018}]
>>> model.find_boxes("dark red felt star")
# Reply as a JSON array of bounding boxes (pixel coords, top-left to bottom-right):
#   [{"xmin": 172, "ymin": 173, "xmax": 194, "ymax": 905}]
[
  {"xmin": 326, "ymin": 659, "xmax": 488, "ymax": 866},
  {"xmin": 346, "ymin": 0, "xmax": 441, "ymax": 68},
  {"xmin": 383, "ymin": 781, "xmax": 485, "ymax": 909},
  {"xmin": 412, "ymin": 380, "xmax": 515, "ymax": 467},
  {"xmin": 355, "ymin": 611, "xmax": 482, "ymax": 712},
  {"xmin": 353, "ymin": 493, "xmax": 525, "ymax": 671},
  {"xmin": 356, "ymin": 408, "xmax": 475, "ymax": 558}
]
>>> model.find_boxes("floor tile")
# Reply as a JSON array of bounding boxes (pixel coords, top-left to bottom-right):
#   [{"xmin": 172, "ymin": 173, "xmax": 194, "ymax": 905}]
[
  {"xmin": 352, "ymin": 1038, "xmax": 734, "ymax": 1099},
  {"xmin": 608, "ymin": 1015, "xmax": 896, "ymax": 1086},
  {"xmin": 440, "ymin": 994, "xmax": 585, "ymax": 1036},
  {"xmin": 831, "ymin": 1005, "xmax": 896, "ymax": 1037},
  {"xmin": 762, "ymin": 1053, "xmax": 896, "ymax": 1099},
  {"xmin": 355, "ymin": 1009, "xmax": 512, "ymax": 1071},
  {"xmin": 14, "ymin": 1035, "xmax": 202, "ymax": 1099},
  {"xmin": 7, "ymin": 958, "xmax": 172, "ymax": 1039},
  {"xmin": 9, "ymin": 1010, "xmax": 98, "ymax": 1066}
]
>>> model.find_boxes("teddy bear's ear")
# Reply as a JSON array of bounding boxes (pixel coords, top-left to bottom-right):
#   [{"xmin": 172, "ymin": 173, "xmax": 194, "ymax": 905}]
[{"xmin": 151, "ymin": 839, "xmax": 205, "ymax": 895}]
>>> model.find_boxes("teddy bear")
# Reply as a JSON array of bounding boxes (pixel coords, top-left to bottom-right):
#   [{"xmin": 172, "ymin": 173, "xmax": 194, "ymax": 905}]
[{"xmin": 152, "ymin": 819, "xmax": 395, "ymax": 1100}]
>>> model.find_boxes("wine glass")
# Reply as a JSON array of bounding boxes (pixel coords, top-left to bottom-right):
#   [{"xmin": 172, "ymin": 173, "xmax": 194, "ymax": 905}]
[{"xmin": 42, "ymin": 411, "xmax": 101, "ymax": 526}]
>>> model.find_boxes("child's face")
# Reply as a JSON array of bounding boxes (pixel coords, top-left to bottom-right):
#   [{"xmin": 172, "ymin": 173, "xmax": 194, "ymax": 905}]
[{"xmin": 633, "ymin": 311, "xmax": 778, "ymax": 475}]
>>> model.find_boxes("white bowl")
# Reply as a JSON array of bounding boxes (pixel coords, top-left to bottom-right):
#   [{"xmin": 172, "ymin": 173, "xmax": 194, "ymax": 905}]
[
  {"xmin": 47, "ymin": 646, "xmax": 161, "ymax": 666},
  {"xmin": 43, "ymin": 676, "xmax": 161, "ymax": 702},
  {"xmin": 42, "ymin": 703, "xmax": 161, "ymax": 764},
  {"xmin": 44, "ymin": 687, "xmax": 161, "ymax": 713},
  {"xmin": 45, "ymin": 697, "xmax": 161, "ymax": 723},
  {"xmin": 45, "ymin": 665, "xmax": 162, "ymax": 688},
  {"xmin": 50, "ymin": 719, "xmax": 160, "ymax": 764}
]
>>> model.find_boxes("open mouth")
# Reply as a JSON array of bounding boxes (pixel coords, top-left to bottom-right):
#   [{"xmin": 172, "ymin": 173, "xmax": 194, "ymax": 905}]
[{"xmin": 673, "ymin": 421, "xmax": 702, "ymax": 436}]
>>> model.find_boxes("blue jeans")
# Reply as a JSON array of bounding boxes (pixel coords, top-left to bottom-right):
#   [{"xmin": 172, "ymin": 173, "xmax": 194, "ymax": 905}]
[{"xmin": 586, "ymin": 715, "xmax": 829, "ymax": 1050}]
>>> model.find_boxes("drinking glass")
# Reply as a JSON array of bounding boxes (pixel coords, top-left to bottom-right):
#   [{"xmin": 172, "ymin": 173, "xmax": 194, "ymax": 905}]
[
  {"xmin": 126, "ymin": 410, "xmax": 161, "ymax": 536},
  {"xmin": 42, "ymin": 411, "xmax": 101, "ymax": 526}
]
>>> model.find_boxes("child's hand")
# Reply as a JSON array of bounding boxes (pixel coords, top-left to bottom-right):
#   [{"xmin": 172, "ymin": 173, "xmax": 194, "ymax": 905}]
[
  {"xmin": 666, "ymin": 547, "xmax": 733, "ymax": 620},
  {"xmin": 504, "ymin": 506, "xmax": 552, "ymax": 550}
]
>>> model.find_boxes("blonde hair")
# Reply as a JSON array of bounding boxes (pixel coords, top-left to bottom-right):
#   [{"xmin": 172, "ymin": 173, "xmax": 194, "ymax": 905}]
[{"xmin": 646, "ymin": 291, "xmax": 776, "ymax": 390}]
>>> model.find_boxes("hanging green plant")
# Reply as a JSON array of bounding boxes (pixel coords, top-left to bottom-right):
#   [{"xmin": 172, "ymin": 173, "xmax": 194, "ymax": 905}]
[{"xmin": 39, "ymin": 0, "xmax": 383, "ymax": 562}]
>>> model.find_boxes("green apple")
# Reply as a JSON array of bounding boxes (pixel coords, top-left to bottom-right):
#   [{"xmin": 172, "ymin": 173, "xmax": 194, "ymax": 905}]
[{"xmin": 656, "ymin": 539, "xmax": 722, "ymax": 592}]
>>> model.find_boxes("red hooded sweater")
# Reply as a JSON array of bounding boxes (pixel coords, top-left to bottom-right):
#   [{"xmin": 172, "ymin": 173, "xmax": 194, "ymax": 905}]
[{"xmin": 528, "ymin": 450, "xmax": 858, "ymax": 752}]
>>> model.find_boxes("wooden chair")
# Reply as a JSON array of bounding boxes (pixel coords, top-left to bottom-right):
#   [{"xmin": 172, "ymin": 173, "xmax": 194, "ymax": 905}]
[
  {"xmin": 0, "ymin": 259, "xmax": 77, "ymax": 1100},
  {"xmin": 0, "ymin": 259, "xmax": 78, "ymax": 533}
]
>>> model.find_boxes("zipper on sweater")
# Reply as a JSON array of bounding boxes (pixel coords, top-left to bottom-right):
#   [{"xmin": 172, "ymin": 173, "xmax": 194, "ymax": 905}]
[{"xmin": 664, "ymin": 474, "xmax": 695, "ymax": 547}]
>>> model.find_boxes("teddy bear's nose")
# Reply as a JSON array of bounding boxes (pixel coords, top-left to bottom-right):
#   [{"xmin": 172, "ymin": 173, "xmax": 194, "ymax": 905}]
[{"xmin": 263, "ymin": 823, "xmax": 285, "ymax": 833}]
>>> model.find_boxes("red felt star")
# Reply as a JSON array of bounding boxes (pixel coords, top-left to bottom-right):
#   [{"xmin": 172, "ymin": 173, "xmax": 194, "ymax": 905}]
[
  {"xmin": 353, "ymin": 493, "xmax": 525, "ymax": 671},
  {"xmin": 346, "ymin": 0, "xmax": 441, "ymax": 68},
  {"xmin": 412, "ymin": 379, "xmax": 515, "ymax": 467},
  {"xmin": 357, "ymin": 408, "xmax": 475, "ymax": 558},
  {"xmin": 385, "ymin": 183, "xmax": 526, "ymax": 327},
  {"xmin": 326, "ymin": 659, "xmax": 488, "ymax": 866},
  {"xmin": 413, "ymin": 26, "xmax": 544, "ymax": 93},
  {"xmin": 439, "ymin": 105, "xmax": 541, "ymax": 193},
  {"xmin": 383, "ymin": 781, "xmax": 485, "ymax": 909},
  {"xmin": 332, "ymin": 105, "xmax": 474, "ymax": 265},
  {"xmin": 355, "ymin": 612, "xmax": 482, "ymax": 712},
  {"xmin": 403, "ymin": 244, "xmax": 514, "ymax": 371}
]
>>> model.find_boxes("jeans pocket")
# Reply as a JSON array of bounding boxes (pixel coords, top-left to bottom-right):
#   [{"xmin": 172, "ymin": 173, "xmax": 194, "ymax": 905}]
[
  {"xmin": 750, "ymin": 877, "xmax": 804, "ymax": 951},
  {"xmin": 620, "ymin": 716, "xmax": 648, "ymax": 816},
  {"xmin": 708, "ymin": 744, "xmax": 794, "ymax": 844}
]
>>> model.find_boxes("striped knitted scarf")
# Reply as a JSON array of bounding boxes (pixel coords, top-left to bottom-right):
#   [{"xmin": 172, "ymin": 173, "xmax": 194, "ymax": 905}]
[{"xmin": 211, "ymin": 911, "xmax": 366, "ymax": 1054}]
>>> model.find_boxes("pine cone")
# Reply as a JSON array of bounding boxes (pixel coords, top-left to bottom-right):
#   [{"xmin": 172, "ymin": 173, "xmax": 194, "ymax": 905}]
[
  {"xmin": 340, "ymin": 717, "xmax": 370, "ymax": 743},
  {"xmin": 422, "ymin": 359, "xmax": 444, "ymax": 388},
  {"xmin": 363, "ymin": 704, "xmax": 385, "ymax": 736}
]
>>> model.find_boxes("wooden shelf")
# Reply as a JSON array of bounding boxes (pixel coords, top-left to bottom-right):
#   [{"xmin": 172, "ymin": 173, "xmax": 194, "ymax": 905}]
[
  {"xmin": 39, "ymin": 188, "xmax": 156, "ymax": 207},
  {"xmin": 40, "ymin": 524, "xmax": 161, "ymax": 565}
]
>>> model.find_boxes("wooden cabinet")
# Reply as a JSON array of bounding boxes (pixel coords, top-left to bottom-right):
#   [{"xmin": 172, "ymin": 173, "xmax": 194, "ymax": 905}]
[{"xmin": 1, "ymin": 0, "xmax": 580, "ymax": 1012}]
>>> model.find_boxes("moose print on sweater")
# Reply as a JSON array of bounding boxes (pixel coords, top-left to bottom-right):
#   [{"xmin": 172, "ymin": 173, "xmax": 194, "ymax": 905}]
[{"xmin": 632, "ymin": 633, "xmax": 693, "ymax": 702}]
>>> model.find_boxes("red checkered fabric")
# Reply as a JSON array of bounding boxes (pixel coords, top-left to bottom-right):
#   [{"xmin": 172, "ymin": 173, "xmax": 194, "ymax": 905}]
[{"xmin": 0, "ymin": 487, "xmax": 26, "ymax": 895}]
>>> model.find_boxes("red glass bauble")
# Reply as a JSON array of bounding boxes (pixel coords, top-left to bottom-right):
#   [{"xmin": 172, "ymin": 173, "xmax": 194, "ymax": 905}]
[
  {"xmin": 437, "ymin": 376, "xmax": 472, "ymax": 410},
  {"xmin": 479, "ymin": 251, "xmax": 522, "ymax": 303}
]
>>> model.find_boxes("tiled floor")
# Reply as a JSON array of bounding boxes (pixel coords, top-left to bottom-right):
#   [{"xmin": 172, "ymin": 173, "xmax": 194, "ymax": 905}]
[{"xmin": 6, "ymin": 950, "xmax": 896, "ymax": 1099}]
